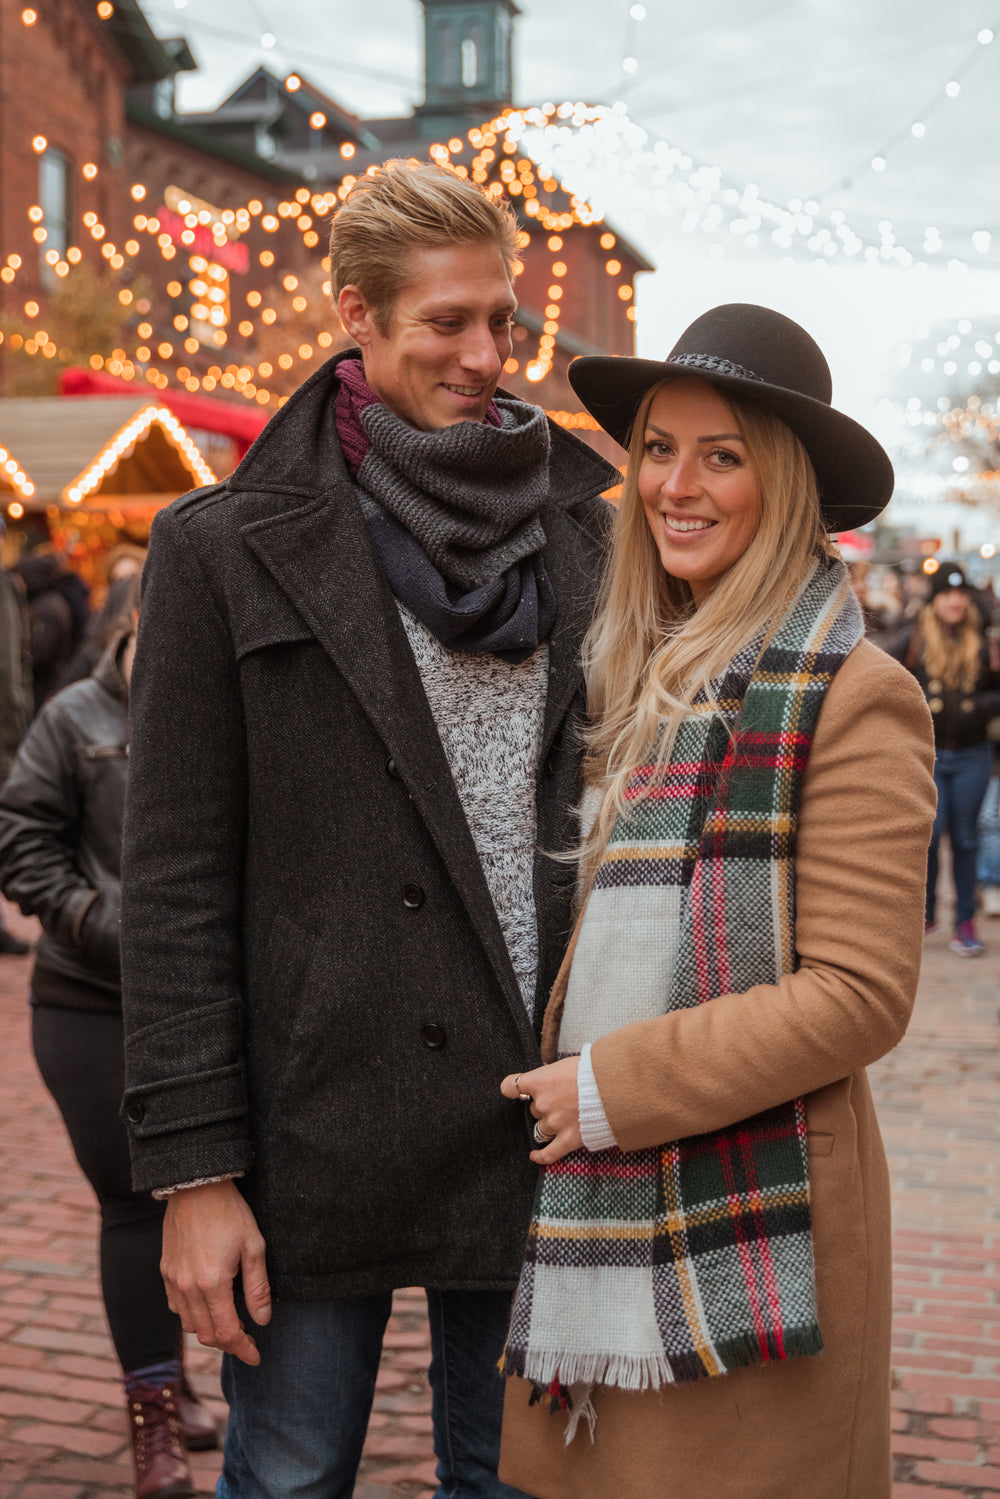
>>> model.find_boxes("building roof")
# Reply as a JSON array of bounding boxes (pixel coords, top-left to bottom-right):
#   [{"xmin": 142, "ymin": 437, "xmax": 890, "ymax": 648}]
[
  {"xmin": 135, "ymin": 66, "xmax": 379, "ymax": 186},
  {"xmin": 0, "ymin": 397, "xmax": 215, "ymax": 507},
  {"xmin": 88, "ymin": 0, "xmax": 184, "ymax": 84}
]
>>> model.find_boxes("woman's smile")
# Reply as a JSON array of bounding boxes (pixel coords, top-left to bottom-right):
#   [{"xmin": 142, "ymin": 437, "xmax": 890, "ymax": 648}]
[{"xmin": 661, "ymin": 514, "xmax": 718, "ymax": 535}]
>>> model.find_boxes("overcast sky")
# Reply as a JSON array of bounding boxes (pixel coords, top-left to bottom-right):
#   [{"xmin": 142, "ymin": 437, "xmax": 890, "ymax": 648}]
[{"xmin": 142, "ymin": 0, "xmax": 1000, "ymax": 442}]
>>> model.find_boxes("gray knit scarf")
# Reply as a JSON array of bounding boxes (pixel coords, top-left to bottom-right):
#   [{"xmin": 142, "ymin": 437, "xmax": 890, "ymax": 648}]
[
  {"xmin": 334, "ymin": 356, "xmax": 556, "ymax": 659},
  {"xmin": 357, "ymin": 400, "xmax": 552, "ymax": 590}
]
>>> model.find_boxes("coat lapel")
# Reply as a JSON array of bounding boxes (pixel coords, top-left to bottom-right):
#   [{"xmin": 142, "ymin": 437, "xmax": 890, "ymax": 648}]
[{"xmin": 241, "ymin": 475, "xmax": 533, "ymax": 1040}]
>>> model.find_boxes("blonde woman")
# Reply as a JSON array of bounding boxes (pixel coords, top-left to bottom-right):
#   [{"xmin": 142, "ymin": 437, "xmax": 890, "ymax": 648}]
[
  {"xmin": 498, "ymin": 305, "xmax": 936, "ymax": 1499},
  {"xmin": 888, "ymin": 563, "xmax": 1000, "ymax": 954}
]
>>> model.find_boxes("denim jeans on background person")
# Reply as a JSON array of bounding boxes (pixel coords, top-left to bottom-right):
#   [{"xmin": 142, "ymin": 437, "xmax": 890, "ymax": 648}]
[
  {"xmin": 927, "ymin": 742, "xmax": 994, "ymax": 926},
  {"xmin": 976, "ymin": 773, "xmax": 1000, "ymax": 887},
  {"xmin": 216, "ymin": 1288, "xmax": 531, "ymax": 1499}
]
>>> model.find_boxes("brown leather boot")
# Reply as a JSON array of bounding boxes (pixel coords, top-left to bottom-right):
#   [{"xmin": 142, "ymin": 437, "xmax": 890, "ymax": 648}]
[
  {"xmin": 176, "ymin": 1372, "xmax": 218, "ymax": 1451},
  {"xmin": 127, "ymin": 1382, "xmax": 194, "ymax": 1499}
]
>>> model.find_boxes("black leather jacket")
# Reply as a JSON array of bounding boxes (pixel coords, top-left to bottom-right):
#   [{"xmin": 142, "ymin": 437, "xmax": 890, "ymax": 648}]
[{"xmin": 0, "ymin": 641, "xmax": 128, "ymax": 1010}]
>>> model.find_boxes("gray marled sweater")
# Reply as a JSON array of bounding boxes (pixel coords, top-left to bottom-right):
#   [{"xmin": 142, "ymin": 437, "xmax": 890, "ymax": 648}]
[{"xmin": 398, "ymin": 606, "xmax": 548, "ymax": 1013}]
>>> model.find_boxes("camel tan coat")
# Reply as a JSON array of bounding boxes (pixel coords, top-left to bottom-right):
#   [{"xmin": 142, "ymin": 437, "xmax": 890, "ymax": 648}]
[{"xmin": 500, "ymin": 639, "xmax": 936, "ymax": 1499}]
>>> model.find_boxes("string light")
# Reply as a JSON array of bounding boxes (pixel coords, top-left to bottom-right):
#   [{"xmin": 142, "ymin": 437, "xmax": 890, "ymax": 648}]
[
  {"xmin": 814, "ymin": 14, "xmax": 999, "ymax": 198},
  {"xmin": 6, "ymin": 106, "xmax": 646, "ymax": 409},
  {"xmin": 0, "ymin": 444, "xmax": 36, "ymax": 500}
]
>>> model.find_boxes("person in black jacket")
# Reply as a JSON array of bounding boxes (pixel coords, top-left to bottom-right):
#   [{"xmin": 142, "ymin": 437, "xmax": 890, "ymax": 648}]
[
  {"xmin": 887, "ymin": 562, "xmax": 1000, "ymax": 955},
  {"xmin": 12, "ymin": 551, "xmax": 90, "ymax": 714},
  {"xmin": 0, "ymin": 578, "xmax": 218, "ymax": 1499},
  {"xmin": 0, "ymin": 540, "xmax": 32, "ymax": 956}
]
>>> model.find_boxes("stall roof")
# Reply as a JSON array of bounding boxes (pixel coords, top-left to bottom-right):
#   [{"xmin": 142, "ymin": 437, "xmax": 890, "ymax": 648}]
[{"xmin": 0, "ymin": 397, "xmax": 215, "ymax": 508}]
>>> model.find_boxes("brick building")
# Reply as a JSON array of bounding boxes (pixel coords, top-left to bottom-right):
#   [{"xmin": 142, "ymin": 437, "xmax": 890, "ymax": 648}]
[
  {"xmin": 0, "ymin": 0, "xmax": 650, "ymax": 559},
  {"xmin": 0, "ymin": 0, "xmax": 157, "ymax": 320}
]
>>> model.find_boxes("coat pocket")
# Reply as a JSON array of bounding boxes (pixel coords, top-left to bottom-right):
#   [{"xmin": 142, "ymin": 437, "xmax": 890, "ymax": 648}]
[{"xmin": 806, "ymin": 1130, "xmax": 835, "ymax": 1157}]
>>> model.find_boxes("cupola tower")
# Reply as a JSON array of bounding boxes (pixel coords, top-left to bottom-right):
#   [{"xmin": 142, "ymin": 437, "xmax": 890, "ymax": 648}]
[{"xmin": 417, "ymin": 0, "xmax": 519, "ymax": 122}]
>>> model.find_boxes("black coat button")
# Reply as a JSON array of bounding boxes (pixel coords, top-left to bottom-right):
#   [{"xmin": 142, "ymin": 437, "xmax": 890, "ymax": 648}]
[
  {"xmin": 420, "ymin": 1024, "xmax": 446, "ymax": 1049},
  {"xmin": 402, "ymin": 883, "xmax": 425, "ymax": 909},
  {"xmin": 386, "ymin": 757, "xmax": 402, "ymax": 780},
  {"xmin": 126, "ymin": 1102, "xmax": 145, "ymax": 1124}
]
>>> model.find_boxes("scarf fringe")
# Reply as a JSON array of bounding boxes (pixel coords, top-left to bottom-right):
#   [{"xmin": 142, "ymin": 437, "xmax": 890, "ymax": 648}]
[
  {"xmin": 510, "ymin": 1349, "xmax": 683, "ymax": 1391},
  {"xmin": 508, "ymin": 1326, "xmax": 825, "ymax": 1392}
]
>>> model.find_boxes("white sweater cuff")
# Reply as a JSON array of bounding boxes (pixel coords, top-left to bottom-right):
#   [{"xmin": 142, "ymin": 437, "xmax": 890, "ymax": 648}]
[
  {"xmin": 577, "ymin": 1042, "xmax": 618, "ymax": 1152},
  {"xmin": 152, "ymin": 1171, "xmax": 244, "ymax": 1200}
]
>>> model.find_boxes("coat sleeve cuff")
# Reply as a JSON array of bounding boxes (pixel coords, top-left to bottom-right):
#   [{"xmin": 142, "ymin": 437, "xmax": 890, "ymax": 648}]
[{"xmin": 578, "ymin": 1042, "xmax": 618, "ymax": 1152}]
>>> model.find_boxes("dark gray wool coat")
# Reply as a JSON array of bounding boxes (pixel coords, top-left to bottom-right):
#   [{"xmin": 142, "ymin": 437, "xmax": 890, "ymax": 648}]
[{"xmin": 120, "ymin": 351, "xmax": 618, "ymax": 1301}]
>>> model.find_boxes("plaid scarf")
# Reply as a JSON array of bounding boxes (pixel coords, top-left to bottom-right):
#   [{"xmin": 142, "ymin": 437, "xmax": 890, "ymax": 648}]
[{"xmin": 503, "ymin": 555, "xmax": 863, "ymax": 1422}]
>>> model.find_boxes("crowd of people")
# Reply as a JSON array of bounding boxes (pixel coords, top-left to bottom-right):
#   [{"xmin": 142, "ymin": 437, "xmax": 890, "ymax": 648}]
[{"xmin": 0, "ymin": 159, "xmax": 995, "ymax": 1499}]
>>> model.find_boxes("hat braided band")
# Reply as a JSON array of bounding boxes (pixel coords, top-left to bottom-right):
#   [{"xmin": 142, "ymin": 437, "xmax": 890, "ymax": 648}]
[{"xmin": 669, "ymin": 353, "xmax": 764, "ymax": 381}]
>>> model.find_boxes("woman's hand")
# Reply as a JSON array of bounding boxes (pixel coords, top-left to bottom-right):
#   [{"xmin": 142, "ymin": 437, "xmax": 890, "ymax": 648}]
[{"xmin": 500, "ymin": 1058, "xmax": 583, "ymax": 1165}]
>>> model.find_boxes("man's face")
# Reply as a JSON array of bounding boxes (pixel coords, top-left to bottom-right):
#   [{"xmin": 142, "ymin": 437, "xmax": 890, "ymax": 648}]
[{"xmin": 341, "ymin": 243, "xmax": 516, "ymax": 430}]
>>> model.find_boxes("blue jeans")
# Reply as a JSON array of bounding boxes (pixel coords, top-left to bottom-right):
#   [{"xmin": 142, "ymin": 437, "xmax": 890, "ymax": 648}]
[
  {"xmin": 928, "ymin": 743, "xmax": 994, "ymax": 925},
  {"xmin": 976, "ymin": 773, "xmax": 1000, "ymax": 886},
  {"xmin": 216, "ymin": 1289, "xmax": 531, "ymax": 1499}
]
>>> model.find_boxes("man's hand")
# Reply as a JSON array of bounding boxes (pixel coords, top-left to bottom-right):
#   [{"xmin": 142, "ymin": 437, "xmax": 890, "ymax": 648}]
[
  {"xmin": 161, "ymin": 1179, "xmax": 270, "ymax": 1366},
  {"xmin": 500, "ymin": 1057, "xmax": 583, "ymax": 1165}
]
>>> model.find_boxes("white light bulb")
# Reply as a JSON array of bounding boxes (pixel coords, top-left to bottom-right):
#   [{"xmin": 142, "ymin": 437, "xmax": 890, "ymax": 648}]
[
  {"xmin": 945, "ymin": 80, "xmax": 960, "ymax": 97},
  {"xmin": 261, "ymin": 32, "xmax": 276, "ymax": 48}
]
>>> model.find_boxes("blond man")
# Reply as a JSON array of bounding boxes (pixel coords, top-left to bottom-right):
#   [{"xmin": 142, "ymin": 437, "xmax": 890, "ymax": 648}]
[{"xmin": 121, "ymin": 161, "xmax": 617, "ymax": 1498}]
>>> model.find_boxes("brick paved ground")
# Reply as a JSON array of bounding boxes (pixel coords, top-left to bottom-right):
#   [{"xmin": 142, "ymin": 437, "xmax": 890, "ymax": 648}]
[{"xmin": 0, "ymin": 891, "xmax": 997, "ymax": 1498}]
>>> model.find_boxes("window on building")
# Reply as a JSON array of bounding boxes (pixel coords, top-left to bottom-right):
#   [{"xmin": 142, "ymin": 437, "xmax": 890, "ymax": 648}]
[
  {"xmin": 154, "ymin": 78, "xmax": 175, "ymax": 120},
  {"xmin": 436, "ymin": 21, "xmax": 458, "ymax": 86},
  {"xmin": 39, "ymin": 148, "xmax": 70, "ymax": 263},
  {"xmin": 255, "ymin": 125, "xmax": 277, "ymax": 160},
  {"xmin": 461, "ymin": 36, "xmax": 479, "ymax": 87}
]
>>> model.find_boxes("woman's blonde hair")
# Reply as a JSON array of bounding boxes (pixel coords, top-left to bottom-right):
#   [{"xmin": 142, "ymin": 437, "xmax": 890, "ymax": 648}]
[
  {"xmin": 580, "ymin": 375, "xmax": 831, "ymax": 873},
  {"xmin": 918, "ymin": 595, "xmax": 981, "ymax": 690},
  {"xmin": 329, "ymin": 159, "xmax": 519, "ymax": 330}
]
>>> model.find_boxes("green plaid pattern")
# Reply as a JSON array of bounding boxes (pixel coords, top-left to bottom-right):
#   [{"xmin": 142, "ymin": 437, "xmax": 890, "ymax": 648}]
[{"xmin": 505, "ymin": 556, "xmax": 863, "ymax": 1393}]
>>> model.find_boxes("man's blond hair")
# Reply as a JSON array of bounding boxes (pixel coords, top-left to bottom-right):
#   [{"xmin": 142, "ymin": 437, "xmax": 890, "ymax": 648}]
[{"xmin": 329, "ymin": 159, "xmax": 519, "ymax": 329}]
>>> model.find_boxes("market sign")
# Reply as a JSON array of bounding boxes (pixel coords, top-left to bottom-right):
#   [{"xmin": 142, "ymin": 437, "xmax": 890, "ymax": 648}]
[
  {"xmin": 156, "ymin": 208, "xmax": 249, "ymax": 275},
  {"xmin": 157, "ymin": 185, "xmax": 249, "ymax": 275}
]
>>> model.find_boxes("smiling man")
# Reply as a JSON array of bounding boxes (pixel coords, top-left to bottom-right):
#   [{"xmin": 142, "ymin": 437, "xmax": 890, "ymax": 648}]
[{"xmin": 119, "ymin": 159, "xmax": 617, "ymax": 1499}]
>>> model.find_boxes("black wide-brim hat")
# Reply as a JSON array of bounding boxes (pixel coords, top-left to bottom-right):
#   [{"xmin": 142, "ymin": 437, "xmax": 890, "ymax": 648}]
[{"xmin": 568, "ymin": 303, "xmax": 893, "ymax": 532}]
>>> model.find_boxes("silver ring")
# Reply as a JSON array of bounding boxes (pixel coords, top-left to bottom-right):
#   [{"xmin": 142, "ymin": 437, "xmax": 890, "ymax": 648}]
[{"xmin": 532, "ymin": 1121, "xmax": 554, "ymax": 1147}]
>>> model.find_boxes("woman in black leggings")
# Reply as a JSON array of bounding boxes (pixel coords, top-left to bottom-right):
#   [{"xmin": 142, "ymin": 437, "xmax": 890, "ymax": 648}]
[{"xmin": 0, "ymin": 581, "xmax": 217, "ymax": 1499}]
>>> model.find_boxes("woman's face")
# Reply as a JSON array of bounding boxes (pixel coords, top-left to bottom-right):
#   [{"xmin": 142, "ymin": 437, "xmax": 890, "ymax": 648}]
[
  {"xmin": 932, "ymin": 588, "xmax": 969, "ymax": 627},
  {"xmin": 637, "ymin": 379, "xmax": 762, "ymax": 606}
]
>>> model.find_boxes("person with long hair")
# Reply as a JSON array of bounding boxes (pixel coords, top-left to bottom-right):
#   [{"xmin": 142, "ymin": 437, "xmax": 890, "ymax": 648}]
[
  {"xmin": 887, "ymin": 562, "xmax": 1000, "ymax": 954},
  {"xmin": 497, "ymin": 305, "xmax": 936, "ymax": 1499},
  {"xmin": 0, "ymin": 575, "xmax": 217, "ymax": 1499}
]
